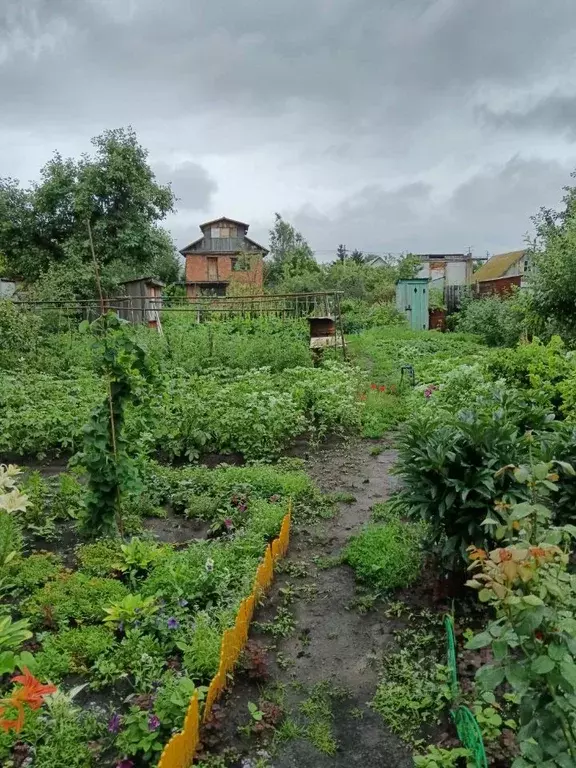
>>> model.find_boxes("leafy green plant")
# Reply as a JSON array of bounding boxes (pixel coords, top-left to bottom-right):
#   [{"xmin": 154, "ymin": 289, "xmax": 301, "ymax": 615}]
[
  {"xmin": 178, "ymin": 611, "xmax": 225, "ymax": 680},
  {"xmin": 413, "ymin": 745, "xmax": 471, "ymax": 767},
  {"xmin": 78, "ymin": 311, "xmax": 154, "ymax": 536},
  {"xmin": 35, "ymin": 625, "xmax": 115, "ymax": 682},
  {"xmin": 396, "ymin": 402, "xmax": 530, "ymax": 570},
  {"xmin": 23, "ymin": 572, "xmax": 128, "ymax": 629},
  {"xmin": 8, "ymin": 553, "xmax": 64, "ymax": 593},
  {"xmin": 456, "ymin": 294, "xmax": 525, "ymax": 347},
  {"xmin": 0, "ymin": 615, "xmax": 36, "ymax": 677},
  {"xmin": 114, "ymin": 706, "xmax": 165, "ymax": 761},
  {"xmin": 91, "ymin": 628, "xmax": 164, "ymax": 690},
  {"xmin": 344, "ymin": 521, "xmax": 424, "ymax": 590},
  {"xmin": 466, "ymin": 541, "xmax": 576, "ymax": 767},
  {"xmin": 0, "ymin": 615, "xmax": 33, "ymax": 653},
  {"xmin": 75, "ymin": 537, "xmax": 122, "ymax": 576},
  {"xmin": 154, "ymin": 673, "xmax": 207, "ymax": 730},
  {"xmin": 114, "ymin": 538, "xmax": 171, "ymax": 585},
  {"xmin": 102, "ymin": 593, "xmax": 159, "ymax": 628}
]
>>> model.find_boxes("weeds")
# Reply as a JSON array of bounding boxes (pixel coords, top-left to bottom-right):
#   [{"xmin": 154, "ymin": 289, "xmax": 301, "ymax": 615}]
[
  {"xmin": 254, "ymin": 607, "xmax": 296, "ymax": 638},
  {"xmin": 371, "ymin": 621, "xmax": 450, "ymax": 744}
]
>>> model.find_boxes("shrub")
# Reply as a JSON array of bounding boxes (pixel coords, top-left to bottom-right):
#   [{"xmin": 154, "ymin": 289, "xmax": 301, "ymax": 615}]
[
  {"xmin": 396, "ymin": 403, "xmax": 529, "ymax": 570},
  {"xmin": 23, "ymin": 572, "xmax": 128, "ymax": 629},
  {"xmin": 35, "ymin": 625, "xmax": 116, "ymax": 681},
  {"xmin": 456, "ymin": 294, "xmax": 524, "ymax": 347},
  {"xmin": 345, "ymin": 521, "xmax": 424, "ymax": 590},
  {"xmin": 75, "ymin": 538, "xmax": 123, "ymax": 577},
  {"xmin": 9, "ymin": 553, "xmax": 64, "ymax": 593}
]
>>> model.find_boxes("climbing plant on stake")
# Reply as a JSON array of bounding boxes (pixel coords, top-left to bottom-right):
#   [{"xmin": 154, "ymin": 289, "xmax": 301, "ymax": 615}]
[{"xmin": 79, "ymin": 311, "xmax": 153, "ymax": 536}]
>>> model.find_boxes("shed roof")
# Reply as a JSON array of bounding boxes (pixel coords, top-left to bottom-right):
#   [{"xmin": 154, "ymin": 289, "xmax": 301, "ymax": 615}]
[
  {"xmin": 119, "ymin": 276, "xmax": 165, "ymax": 287},
  {"xmin": 474, "ymin": 250, "xmax": 525, "ymax": 282}
]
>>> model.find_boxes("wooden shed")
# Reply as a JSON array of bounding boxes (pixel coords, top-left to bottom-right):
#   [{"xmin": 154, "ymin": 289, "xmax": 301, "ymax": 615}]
[{"xmin": 117, "ymin": 277, "xmax": 164, "ymax": 327}]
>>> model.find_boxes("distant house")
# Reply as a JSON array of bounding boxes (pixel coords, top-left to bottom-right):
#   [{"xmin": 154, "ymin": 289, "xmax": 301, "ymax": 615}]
[
  {"xmin": 415, "ymin": 253, "xmax": 473, "ymax": 287},
  {"xmin": 473, "ymin": 250, "xmax": 528, "ymax": 296},
  {"xmin": 179, "ymin": 217, "xmax": 268, "ymax": 298}
]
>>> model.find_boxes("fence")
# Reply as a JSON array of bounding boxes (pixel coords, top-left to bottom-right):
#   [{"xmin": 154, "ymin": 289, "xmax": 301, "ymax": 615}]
[{"xmin": 157, "ymin": 507, "xmax": 291, "ymax": 768}]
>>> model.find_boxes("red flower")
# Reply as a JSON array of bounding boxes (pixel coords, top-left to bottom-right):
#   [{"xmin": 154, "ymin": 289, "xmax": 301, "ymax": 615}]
[
  {"xmin": 370, "ymin": 383, "xmax": 377, "ymax": 390},
  {"xmin": 379, "ymin": 385, "xmax": 386, "ymax": 392}
]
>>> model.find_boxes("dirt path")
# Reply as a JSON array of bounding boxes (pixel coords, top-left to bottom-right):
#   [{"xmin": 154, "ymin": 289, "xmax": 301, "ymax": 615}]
[{"xmin": 217, "ymin": 438, "xmax": 415, "ymax": 767}]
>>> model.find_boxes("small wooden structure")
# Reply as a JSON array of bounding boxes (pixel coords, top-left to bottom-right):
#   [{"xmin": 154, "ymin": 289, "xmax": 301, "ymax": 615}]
[
  {"xmin": 116, "ymin": 277, "xmax": 164, "ymax": 327},
  {"xmin": 396, "ymin": 278, "xmax": 429, "ymax": 330},
  {"xmin": 307, "ymin": 315, "xmax": 345, "ymax": 359}
]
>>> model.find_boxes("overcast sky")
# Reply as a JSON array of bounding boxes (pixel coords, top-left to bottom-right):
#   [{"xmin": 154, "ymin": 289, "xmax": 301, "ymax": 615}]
[{"xmin": 2, "ymin": 0, "xmax": 576, "ymax": 260}]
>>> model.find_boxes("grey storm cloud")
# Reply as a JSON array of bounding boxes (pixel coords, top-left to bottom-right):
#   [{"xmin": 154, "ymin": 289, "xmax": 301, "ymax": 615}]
[
  {"xmin": 480, "ymin": 94, "xmax": 576, "ymax": 140},
  {"xmin": 153, "ymin": 161, "xmax": 217, "ymax": 212},
  {"xmin": 2, "ymin": 0, "xmax": 576, "ymax": 257},
  {"xmin": 286, "ymin": 156, "xmax": 573, "ymax": 257}
]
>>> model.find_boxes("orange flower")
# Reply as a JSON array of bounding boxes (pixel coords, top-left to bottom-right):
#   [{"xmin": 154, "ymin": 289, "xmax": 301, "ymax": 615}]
[
  {"xmin": 0, "ymin": 705, "xmax": 24, "ymax": 733},
  {"xmin": 498, "ymin": 548, "xmax": 513, "ymax": 562},
  {"xmin": 10, "ymin": 668, "xmax": 56, "ymax": 710},
  {"xmin": 469, "ymin": 547, "xmax": 487, "ymax": 561},
  {"xmin": 0, "ymin": 669, "xmax": 57, "ymax": 734}
]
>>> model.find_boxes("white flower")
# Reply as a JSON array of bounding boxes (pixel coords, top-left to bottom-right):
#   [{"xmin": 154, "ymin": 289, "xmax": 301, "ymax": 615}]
[
  {"xmin": 0, "ymin": 490, "xmax": 30, "ymax": 513},
  {"xmin": 205, "ymin": 558, "xmax": 214, "ymax": 573}
]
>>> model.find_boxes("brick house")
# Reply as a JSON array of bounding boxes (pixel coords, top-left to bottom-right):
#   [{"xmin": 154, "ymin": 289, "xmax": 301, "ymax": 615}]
[{"xmin": 179, "ymin": 217, "xmax": 268, "ymax": 298}]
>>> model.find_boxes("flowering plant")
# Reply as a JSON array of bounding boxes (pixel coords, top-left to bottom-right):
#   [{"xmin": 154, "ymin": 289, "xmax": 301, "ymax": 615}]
[{"xmin": 0, "ymin": 667, "xmax": 56, "ymax": 732}]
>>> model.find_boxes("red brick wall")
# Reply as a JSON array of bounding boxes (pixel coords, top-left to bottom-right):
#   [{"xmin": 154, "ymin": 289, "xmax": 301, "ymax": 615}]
[
  {"xmin": 185, "ymin": 253, "xmax": 264, "ymax": 291},
  {"xmin": 185, "ymin": 254, "xmax": 208, "ymax": 282}
]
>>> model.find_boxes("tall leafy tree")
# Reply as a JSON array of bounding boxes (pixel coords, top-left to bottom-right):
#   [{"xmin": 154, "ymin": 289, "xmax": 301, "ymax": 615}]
[
  {"xmin": 529, "ymin": 176, "xmax": 576, "ymax": 338},
  {"xmin": 0, "ymin": 127, "xmax": 179, "ymax": 295},
  {"xmin": 336, "ymin": 243, "xmax": 348, "ymax": 263},
  {"xmin": 266, "ymin": 213, "xmax": 319, "ymax": 286}
]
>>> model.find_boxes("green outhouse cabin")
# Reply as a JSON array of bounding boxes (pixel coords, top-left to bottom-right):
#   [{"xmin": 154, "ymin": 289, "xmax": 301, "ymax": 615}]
[{"xmin": 396, "ymin": 279, "xmax": 429, "ymax": 331}]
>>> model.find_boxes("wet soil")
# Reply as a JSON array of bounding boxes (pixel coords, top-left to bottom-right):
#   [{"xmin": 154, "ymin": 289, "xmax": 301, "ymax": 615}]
[{"xmin": 213, "ymin": 437, "xmax": 418, "ymax": 767}]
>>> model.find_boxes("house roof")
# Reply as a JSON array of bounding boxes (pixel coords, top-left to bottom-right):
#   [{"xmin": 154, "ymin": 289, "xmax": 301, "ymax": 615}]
[
  {"xmin": 200, "ymin": 216, "xmax": 250, "ymax": 231},
  {"xmin": 179, "ymin": 237, "xmax": 204, "ymax": 254},
  {"xmin": 474, "ymin": 250, "xmax": 525, "ymax": 282},
  {"xmin": 244, "ymin": 236, "xmax": 269, "ymax": 255},
  {"xmin": 179, "ymin": 234, "xmax": 269, "ymax": 256},
  {"xmin": 416, "ymin": 253, "xmax": 471, "ymax": 261}
]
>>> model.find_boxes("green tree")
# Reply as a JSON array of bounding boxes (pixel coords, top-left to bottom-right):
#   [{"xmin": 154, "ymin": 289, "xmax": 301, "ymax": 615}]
[
  {"xmin": 350, "ymin": 249, "xmax": 364, "ymax": 265},
  {"xmin": 0, "ymin": 128, "xmax": 179, "ymax": 296},
  {"xmin": 336, "ymin": 244, "xmax": 347, "ymax": 263},
  {"xmin": 266, "ymin": 213, "xmax": 319, "ymax": 286},
  {"xmin": 529, "ymin": 176, "xmax": 576, "ymax": 338}
]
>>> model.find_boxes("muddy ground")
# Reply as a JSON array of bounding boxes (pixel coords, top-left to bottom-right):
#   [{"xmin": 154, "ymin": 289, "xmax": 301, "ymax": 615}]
[{"xmin": 211, "ymin": 438, "xmax": 419, "ymax": 768}]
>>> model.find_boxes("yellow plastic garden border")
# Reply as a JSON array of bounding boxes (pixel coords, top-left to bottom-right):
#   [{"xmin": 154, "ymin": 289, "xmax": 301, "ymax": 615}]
[{"xmin": 157, "ymin": 504, "xmax": 292, "ymax": 768}]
